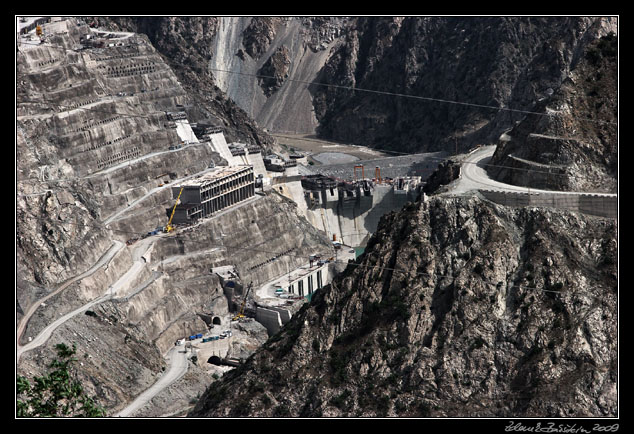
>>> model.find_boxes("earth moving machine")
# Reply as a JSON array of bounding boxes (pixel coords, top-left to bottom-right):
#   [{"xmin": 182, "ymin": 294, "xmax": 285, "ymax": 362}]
[
  {"xmin": 165, "ymin": 187, "xmax": 184, "ymax": 233},
  {"xmin": 232, "ymin": 282, "xmax": 253, "ymax": 321}
]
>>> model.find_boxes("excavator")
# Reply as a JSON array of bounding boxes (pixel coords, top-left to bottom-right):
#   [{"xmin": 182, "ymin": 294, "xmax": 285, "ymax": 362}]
[
  {"xmin": 165, "ymin": 187, "xmax": 183, "ymax": 233},
  {"xmin": 232, "ymin": 282, "xmax": 253, "ymax": 322}
]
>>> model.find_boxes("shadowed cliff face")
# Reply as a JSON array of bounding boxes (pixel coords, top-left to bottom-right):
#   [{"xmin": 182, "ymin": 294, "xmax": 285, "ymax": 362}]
[
  {"xmin": 488, "ymin": 33, "xmax": 618, "ymax": 193},
  {"xmin": 312, "ymin": 16, "xmax": 616, "ymax": 154},
  {"xmin": 189, "ymin": 195, "xmax": 617, "ymax": 418},
  {"xmin": 105, "ymin": 16, "xmax": 616, "ymax": 160}
]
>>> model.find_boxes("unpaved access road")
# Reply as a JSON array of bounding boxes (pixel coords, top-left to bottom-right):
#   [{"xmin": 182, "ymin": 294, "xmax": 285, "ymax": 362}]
[
  {"xmin": 115, "ymin": 345, "xmax": 190, "ymax": 417},
  {"xmin": 16, "ymin": 240, "xmax": 124, "ymax": 356},
  {"xmin": 17, "ymin": 236, "xmax": 155, "ymax": 362},
  {"xmin": 446, "ymin": 145, "xmax": 617, "ymax": 197}
]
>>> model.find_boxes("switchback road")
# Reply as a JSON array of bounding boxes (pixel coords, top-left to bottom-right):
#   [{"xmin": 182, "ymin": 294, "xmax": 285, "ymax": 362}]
[
  {"xmin": 446, "ymin": 145, "xmax": 617, "ymax": 198},
  {"xmin": 16, "ymin": 240, "xmax": 124, "ymax": 359}
]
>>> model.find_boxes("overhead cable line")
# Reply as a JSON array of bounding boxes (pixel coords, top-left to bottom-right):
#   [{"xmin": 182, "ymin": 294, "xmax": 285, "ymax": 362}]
[
  {"xmin": 16, "ymin": 39, "xmax": 617, "ymax": 189},
  {"xmin": 17, "ymin": 37, "xmax": 617, "ymax": 127},
  {"xmin": 208, "ymin": 67, "xmax": 618, "ymax": 127}
]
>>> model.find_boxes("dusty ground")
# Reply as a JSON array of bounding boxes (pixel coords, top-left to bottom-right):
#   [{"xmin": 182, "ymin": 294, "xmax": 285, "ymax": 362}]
[{"xmin": 272, "ymin": 133, "xmax": 389, "ymax": 164}]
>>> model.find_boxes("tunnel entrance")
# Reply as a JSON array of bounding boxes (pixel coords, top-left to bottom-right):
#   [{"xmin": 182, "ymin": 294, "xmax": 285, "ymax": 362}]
[
  {"xmin": 212, "ymin": 316, "xmax": 222, "ymax": 325},
  {"xmin": 208, "ymin": 355, "xmax": 222, "ymax": 365}
]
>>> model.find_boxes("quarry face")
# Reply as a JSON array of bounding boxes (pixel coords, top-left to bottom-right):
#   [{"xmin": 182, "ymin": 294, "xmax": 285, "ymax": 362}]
[
  {"xmin": 15, "ymin": 18, "xmax": 325, "ymax": 415},
  {"xmin": 16, "ymin": 16, "xmax": 617, "ymax": 419}
]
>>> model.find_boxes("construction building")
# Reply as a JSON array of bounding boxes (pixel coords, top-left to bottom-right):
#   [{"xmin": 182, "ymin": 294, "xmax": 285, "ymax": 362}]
[
  {"xmin": 286, "ymin": 259, "xmax": 328, "ymax": 299},
  {"xmin": 263, "ymin": 154, "xmax": 297, "ymax": 172},
  {"xmin": 168, "ymin": 165, "xmax": 255, "ymax": 225}
]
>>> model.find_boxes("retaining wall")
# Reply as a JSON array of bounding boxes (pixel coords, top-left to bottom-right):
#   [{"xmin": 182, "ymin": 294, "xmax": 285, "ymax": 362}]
[
  {"xmin": 479, "ymin": 189, "xmax": 617, "ymax": 219},
  {"xmin": 255, "ymin": 306, "xmax": 284, "ymax": 336}
]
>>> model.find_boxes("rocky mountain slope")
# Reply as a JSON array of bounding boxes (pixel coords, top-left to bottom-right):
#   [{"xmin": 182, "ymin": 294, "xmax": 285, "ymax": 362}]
[
  {"xmin": 190, "ymin": 195, "xmax": 617, "ymax": 417},
  {"xmin": 97, "ymin": 16, "xmax": 350, "ymax": 137},
  {"xmin": 16, "ymin": 18, "xmax": 332, "ymax": 415},
  {"xmin": 107, "ymin": 16, "xmax": 617, "ymax": 168},
  {"xmin": 85, "ymin": 16, "xmax": 276, "ymax": 148},
  {"xmin": 312, "ymin": 16, "xmax": 617, "ymax": 155},
  {"xmin": 488, "ymin": 33, "xmax": 617, "ymax": 193},
  {"xmin": 16, "ymin": 16, "xmax": 618, "ymax": 418},
  {"xmin": 98, "ymin": 16, "xmax": 618, "ymax": 162}
]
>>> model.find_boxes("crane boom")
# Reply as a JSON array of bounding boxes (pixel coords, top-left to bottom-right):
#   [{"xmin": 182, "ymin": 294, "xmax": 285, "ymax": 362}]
[
  {"xmin": 232, "ymin": 282, "xmax": 253, "ymax": 321},
  {"xmin": 165, "ymin": 187, "xmax": 184, "ymax": 233}
]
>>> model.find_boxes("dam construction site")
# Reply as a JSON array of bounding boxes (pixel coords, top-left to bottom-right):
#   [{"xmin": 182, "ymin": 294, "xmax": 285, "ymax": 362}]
[
  {"xmin": 15, "ymin": 17, "xmax": 442, "ymax": 417},
  {"xmin": 16, "ymin": 16, "xmax": 618, "ymax": 419}
]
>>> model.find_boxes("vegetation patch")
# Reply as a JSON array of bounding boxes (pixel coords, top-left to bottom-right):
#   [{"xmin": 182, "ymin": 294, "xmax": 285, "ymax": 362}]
[{"xmin": 17, "ymin": 343, "xmax": 106, "ymax": 417}]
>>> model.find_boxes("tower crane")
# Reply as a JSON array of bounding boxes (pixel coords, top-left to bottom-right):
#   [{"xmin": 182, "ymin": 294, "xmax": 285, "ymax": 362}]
[{"xmin": 165, "ymin": 187, "xmax": 183, "ymax": 233}]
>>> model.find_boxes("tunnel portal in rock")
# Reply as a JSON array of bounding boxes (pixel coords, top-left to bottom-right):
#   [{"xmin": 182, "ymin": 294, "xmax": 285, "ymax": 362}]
[{"xmin": 208, "ymin": 355, "xmax": 222, "ymax": 365}]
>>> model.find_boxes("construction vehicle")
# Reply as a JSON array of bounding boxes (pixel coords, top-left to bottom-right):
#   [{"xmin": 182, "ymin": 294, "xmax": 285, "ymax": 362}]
[
  {"xmin": 165, "ymin": 187, "xmax": 183, "ymax": 233},
  {"xmin": 232, "ymin": 282, "xmax": 253, "ymax": 321}
]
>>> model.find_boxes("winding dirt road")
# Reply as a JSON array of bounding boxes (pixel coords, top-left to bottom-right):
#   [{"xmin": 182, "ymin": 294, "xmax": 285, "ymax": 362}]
[
  {"xmin": 16, "ymin": 240, "xmax": 124, "ymax": 360},
  {"xmin": 115, "ymin": 345, "xmax": 190, "ymax": 417}
]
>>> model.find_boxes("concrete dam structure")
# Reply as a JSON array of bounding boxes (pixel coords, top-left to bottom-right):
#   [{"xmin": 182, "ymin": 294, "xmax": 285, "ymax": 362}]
[{"xmin": 277, "ymin": 174, "xmax": 423, "ymax": 248}]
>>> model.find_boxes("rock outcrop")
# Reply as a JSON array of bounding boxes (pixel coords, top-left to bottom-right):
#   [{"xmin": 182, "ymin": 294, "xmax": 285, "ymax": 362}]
[
  {"xmin": 90, "ymin": 16, "xmax": 276, "ymax": 148},
  {"xmin": 258, "ymin": 46, "xmax": 291, "ymax": 97},
  {"xmin": 190, "ymin": 195, "xmax": 617, "ymax": 417},
  {"xmin": 312, "ymin": 16, "xmax": 616, "ymax": 154},
  {"xmin": 16, "ymin": 17, "xmax": 618, "ymax": 418},
  {"xmin": 110, "ymin": 16, "xmax": 616, "ymax": 162}
]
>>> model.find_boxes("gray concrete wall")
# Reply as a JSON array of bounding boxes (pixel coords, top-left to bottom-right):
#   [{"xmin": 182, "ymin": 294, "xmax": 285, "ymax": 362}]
[
  {"xmin": 578, "ymin": 194, "xmax": 618, "ymax": 219},
  {"xmin": 268, "ymin": 306, "xmax": 292, "ymax": 324},
  {"xmin": 479, "ymin": 189, "xmax": 617, "ymax": 219},
  {"xmin": 255, "ymin": 306, "xmax": 284, "ymax": 336},
  {"xmin": 195, "ymin": 337, "xmax": 230, "ymax": 366},
  {"xmin": 208, "ymin": 132, "xmax": 243, "ymax": 166},
  {"xmin": 244, "ymin": 152, "xmax": 267, "ymax": 178},
  {"xmin": 300, "ymin": 184, "xmax": 416, "ymax": 247}
]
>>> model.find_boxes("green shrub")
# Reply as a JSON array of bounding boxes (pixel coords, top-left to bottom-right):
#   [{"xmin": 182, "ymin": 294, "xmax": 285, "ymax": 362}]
[{"xmin": 16, "ymin": 343, "xmax": 106, "ymax": 417}]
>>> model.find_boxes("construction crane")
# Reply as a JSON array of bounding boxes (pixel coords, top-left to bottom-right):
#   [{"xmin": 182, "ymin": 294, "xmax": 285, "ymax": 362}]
[
  {"xmin": 165, "ymin": 187, "xmax": 183, "ymax": 233},
  {"xmin": 232, "ymin": 282, "xmax": 253, "ymax": 321}
]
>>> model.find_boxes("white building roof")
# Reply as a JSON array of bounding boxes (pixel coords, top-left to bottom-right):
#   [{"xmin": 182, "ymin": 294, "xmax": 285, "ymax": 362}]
[{"xmin": 178, "ymin": 165, "xmax": 253, "ymax": 188}]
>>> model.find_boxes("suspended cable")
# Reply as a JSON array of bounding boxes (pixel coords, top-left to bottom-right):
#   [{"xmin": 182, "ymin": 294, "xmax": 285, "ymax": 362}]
[
  {"xmin": 16, "ymin": 36, "xmax": 617, "ymax": 190},
  {"xmin": 208, "ymin": 67, "xmax": 618, "ymax": 126}
]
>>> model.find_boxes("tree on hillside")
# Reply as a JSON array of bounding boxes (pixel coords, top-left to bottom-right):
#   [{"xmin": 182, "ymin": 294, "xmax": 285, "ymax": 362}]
[{"xmin": 17, "ymin": 343, "xmax": 106, "ymax": 417}]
